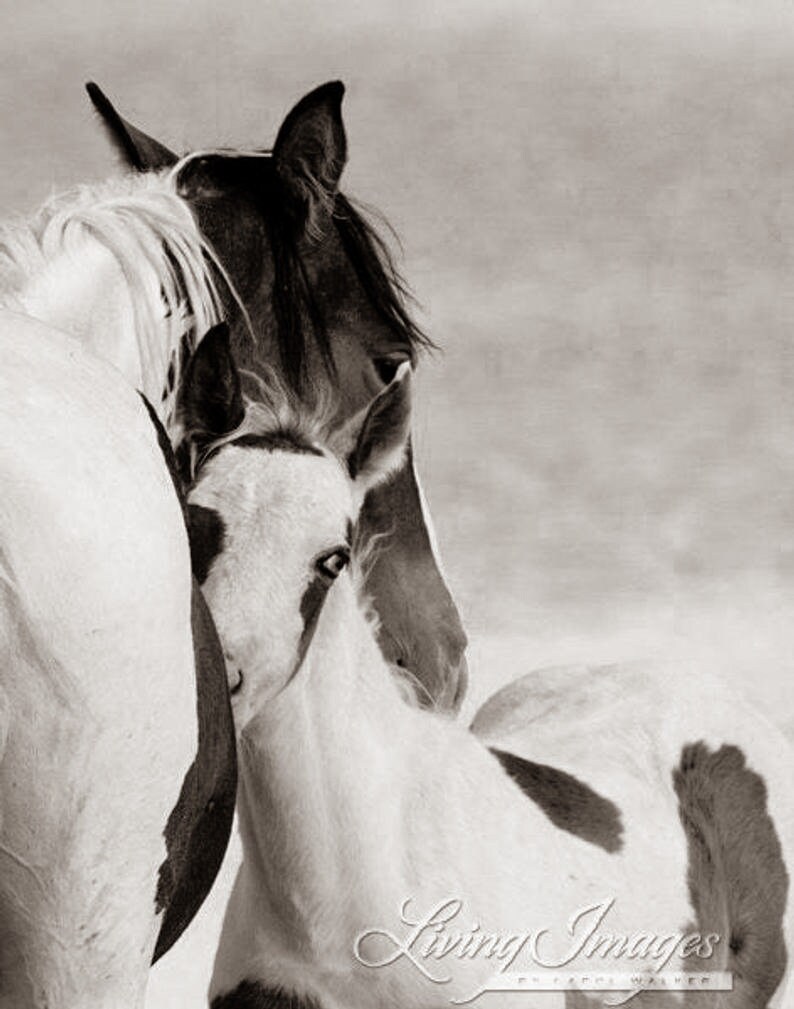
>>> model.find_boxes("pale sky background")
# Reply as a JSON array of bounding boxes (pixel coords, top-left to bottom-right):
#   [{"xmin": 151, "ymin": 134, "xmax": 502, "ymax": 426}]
[{"xmin": 3, "ymin": 1, "xmax": 794, "ymax": 1001}]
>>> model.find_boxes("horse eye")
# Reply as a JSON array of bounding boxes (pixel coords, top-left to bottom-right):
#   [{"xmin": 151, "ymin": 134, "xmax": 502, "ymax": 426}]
[
  {"xmin": 316, "ymin": 549, "xmax": 349, "ymax": 580},
  {"xmin": 373, "ymin": 356, "xmax": 407, "ymax": 385}
]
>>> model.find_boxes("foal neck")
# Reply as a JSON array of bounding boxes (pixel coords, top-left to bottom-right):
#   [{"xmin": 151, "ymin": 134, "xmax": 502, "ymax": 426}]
[{"xmin": 234, "ymin": 576, "xmax": 421, "ymax": 950}]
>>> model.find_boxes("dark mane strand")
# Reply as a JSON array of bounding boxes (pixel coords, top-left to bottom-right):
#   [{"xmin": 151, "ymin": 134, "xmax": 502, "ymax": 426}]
[
  {"xmin": 263, "ymin": 160, "xmax": 335, "ymax": 391},
  {"xmin": 269, "ymin": 230, "xmax": 335, "ymax": 392},
  {"xmin": 259, "ymin": 154, "xmax": 434, "ymax": 394},
  {"xmin": 333, "ymin": 194, "xmax": 436, "ymax": 356},
  {"xmin": 296, "ymin": 250, "xmax": 336, "ymax": 378}
]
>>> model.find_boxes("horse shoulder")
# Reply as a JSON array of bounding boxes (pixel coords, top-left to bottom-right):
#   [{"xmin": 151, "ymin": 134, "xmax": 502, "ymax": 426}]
[
  {"xmin": 0, "ymin": 316, "xmax": 198, "ymax": 729},
  {"xmin": 0, "ymin": 341, "xmax": 193, "ymax": 699},
  {"xmin": 128, "ymin": 394, "xmax": 238, "ymax": 961},
  {"xmin": 0, "ymin": 321, "xmax": 202, "ymax": 985}
]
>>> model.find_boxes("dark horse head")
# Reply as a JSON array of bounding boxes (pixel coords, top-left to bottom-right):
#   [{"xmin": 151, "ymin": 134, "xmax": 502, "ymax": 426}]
[{"xmin": 86, "ymin": 80, "xmax": 468, "ymax": 713}]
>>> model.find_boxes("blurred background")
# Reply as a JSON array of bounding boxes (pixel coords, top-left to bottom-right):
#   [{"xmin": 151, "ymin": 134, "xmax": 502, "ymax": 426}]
[{"xmin": 3, "ymin": 0, "xmax": 794, "ymax": 1001}]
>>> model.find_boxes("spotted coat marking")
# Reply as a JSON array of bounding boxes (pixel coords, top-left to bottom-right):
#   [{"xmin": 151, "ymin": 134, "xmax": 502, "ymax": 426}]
[
  {"xmin": 490, "ymin": 748, "xmax": 624, "ymax": 853},
  {"xmin": 211, "ymin": 980, "xmax": 321, "ymax": 1009},
  {"xmin": 673, "ymin": 741, "xmax": 788, "ymax": 1007},
  {"xmin": 138, "ymin": 395, "xmax": 238, "ymax": 961},
  {"xmin": 187, "ymin": 504, "xmax": 226, "ymax": 585}
]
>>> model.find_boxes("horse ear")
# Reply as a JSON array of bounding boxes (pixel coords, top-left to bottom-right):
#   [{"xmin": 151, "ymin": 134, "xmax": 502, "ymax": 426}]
[
  {"xmin": 85, "ymin": 82, "xmax": 178, "ymax": 171},
  {"xmin": 346, "ymin": 363, "xmax": 412, "ymax": 492},
  {"xmin": 273, "ymin": 81, "xmax": 347, "ymax": 238},
  {"xmin": 179, "ymin": 323, "xmax": 245, "ymax": 442}
]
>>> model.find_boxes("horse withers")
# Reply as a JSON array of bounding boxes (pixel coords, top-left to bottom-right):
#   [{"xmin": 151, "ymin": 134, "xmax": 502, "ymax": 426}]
[
  {"xmin": 86, "ymin": 80, "xmax": 469, "ymax": 713},
  {"xmin": 0, "ymin": 314, "xmax": 235, "ymax": 1006},
  {"xmin": 180, "ymin": 334, "xmax": 793, "ymax": 1008}
]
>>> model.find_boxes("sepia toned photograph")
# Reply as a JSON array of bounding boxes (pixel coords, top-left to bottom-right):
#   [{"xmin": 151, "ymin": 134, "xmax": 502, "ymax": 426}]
[{"xmin": 1, "ymin": 1, "xmax": 793, "ymax": 1006}]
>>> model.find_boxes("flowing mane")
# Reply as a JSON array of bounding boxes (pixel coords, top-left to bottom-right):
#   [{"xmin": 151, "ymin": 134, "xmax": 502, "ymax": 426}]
[
  {"xmin": 0, "ymin": 171, "xmax": 241, "ymax": 425},
  {"xmin": 175, "ymin": 149, "xmax": 434, "ymax": 391}
]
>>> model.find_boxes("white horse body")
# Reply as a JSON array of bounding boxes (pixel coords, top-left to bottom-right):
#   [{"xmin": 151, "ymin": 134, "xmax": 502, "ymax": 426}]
[
  {"xmin": 179, "ymin": 351, "xmax": 792, "ymax": 1008},
  {"xmin": 0, "ymin": 312, "xmax": 199, "ymax": 1006},
  {"xmin": 473, "ymin": 660, "xmax": 794, "ymax": 1008}
]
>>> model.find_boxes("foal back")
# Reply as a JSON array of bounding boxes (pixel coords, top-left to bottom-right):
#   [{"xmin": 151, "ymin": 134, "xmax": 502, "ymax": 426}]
[
  {"xmin": 473, "ymin": 660, "xmax": 794, "ymax": 1008},
  {"xmin": 0, "ymin": 313, "xmax": 204, "ymax": 1007}
]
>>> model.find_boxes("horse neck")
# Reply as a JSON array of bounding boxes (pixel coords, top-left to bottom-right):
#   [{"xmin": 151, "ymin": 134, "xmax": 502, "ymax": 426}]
[
  {"xmin": 19, "ymin": 241, "xmax": 145, "ymax": 387},
  {"xmin": 13, "ymin": 229, "xmax": 192, "ymax": 426}
]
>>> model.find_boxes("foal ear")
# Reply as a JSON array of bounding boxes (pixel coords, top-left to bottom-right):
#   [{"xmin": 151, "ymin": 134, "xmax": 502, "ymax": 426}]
[
  {"xmin": 85, "ymin": 82, "xmax": 178, "ymax": 172},
  {"xmin": 273, "ymin": 81, "xmax": 347, "ymax": 238},
  {"xmin": 348, "ymin": 363, "xmax": 412, "ymax": 491},
  {"xmin": 179, "ymin": 323, "xmax": 245, "ymax": 441}
]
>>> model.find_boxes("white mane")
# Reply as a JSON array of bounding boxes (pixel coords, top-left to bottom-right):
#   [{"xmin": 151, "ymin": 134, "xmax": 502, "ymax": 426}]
[{"xmin": 0, "ymin": 171, "xmax": 244, "ymax": 425}]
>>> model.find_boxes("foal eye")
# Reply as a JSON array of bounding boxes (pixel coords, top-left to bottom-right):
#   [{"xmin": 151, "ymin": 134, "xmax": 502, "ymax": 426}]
[{"xmin": 316, "ymin": 549, "xmax": 350, "ymax": 580}]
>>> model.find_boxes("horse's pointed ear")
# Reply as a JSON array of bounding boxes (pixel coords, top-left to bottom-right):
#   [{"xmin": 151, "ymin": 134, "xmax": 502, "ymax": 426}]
[
  {"xmin": 179, "ymin": 323, "xmax": 245, "ymax": 442},
  {"xmin": 344, "ymin": 363, "xmax": 412, "ymax": 492},
  {"xmin": 273, "ymin": 80, "xmax": 347, "ymax": 238},
  {"xmin": 85, "ymin": 82, "xmax": 178, "ymax": 171}
]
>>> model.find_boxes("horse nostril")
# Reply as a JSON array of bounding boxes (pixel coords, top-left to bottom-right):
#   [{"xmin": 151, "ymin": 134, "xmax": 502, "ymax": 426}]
[{"xmin": 230, "ymin": 669, "xmax": 244, "ymax": 696}]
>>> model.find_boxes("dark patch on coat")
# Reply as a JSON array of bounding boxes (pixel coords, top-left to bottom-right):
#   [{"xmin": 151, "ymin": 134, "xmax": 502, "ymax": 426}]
[
  {"xmin": 490, "ymin": 748, "xmax": 624, "ymax": 854},
  {"xmin": 152, "ymin": 579, "xmax": 237, "ymax": 961},
  {"xmin": 296, "ymin": 576, "xmax": 330, "ymax": 669},
  {"xmin": 138, "ymin": 394, "xmax": 237, "ymax": 962},
  {"xmin": 673, "ymin": 741, "xmax": 788, "ymax": 1007},
  {"xmin": 211, "ymin": 981, "xmax": 321, "ymax": 1009},
  {"xmin": 281, "ymin": 575, "xmax": 332, "ymax": 690},
  {"xmin": 357, "ymin": 442, "xmax": 468, "ymax": 712},
  {"xmin": 138, "ymin": 394, "xmax": 188, "ymax": 522},
  {"xmin": 187, "ymin": 504, "xmax": 226, "ymax": 585}
]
